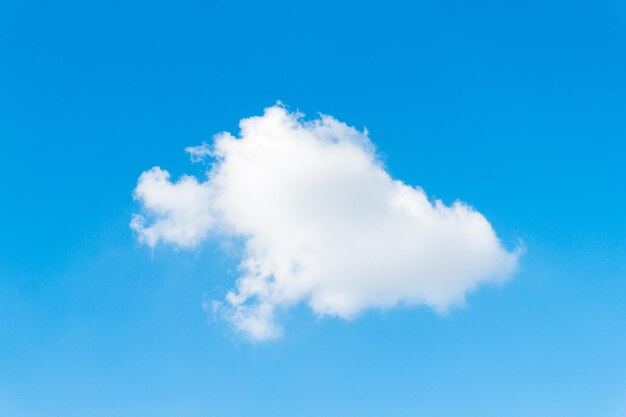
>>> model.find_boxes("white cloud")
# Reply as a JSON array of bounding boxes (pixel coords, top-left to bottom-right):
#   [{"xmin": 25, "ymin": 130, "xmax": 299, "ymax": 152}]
[
  {"xmin": 130, "ymin": 168, "xmax": 213, "ymax": 248},
  {"xmin": 131, "ymin": 104, "xmax": 521, "ymax": 341},
  {"xmin": 185, "ymin": 142, "xmax": 212, "ymax": 163}
]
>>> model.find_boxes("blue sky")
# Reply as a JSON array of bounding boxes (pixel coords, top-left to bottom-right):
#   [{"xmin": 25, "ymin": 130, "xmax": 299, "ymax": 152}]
[{"xmin": 1, "ymin": 0, "xmax": 626, "ymax": 415}]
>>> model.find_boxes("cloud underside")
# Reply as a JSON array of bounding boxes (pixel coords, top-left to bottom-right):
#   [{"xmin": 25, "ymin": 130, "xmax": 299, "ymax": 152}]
[{"xmin": 131, "ymin": 105, "xmax": 520, "ymax": 341}]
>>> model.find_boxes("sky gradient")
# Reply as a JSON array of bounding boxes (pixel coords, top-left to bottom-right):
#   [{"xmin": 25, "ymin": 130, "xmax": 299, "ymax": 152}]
[{"xmin": 1, "ymin": 1, "xmax": 626, "ymax": 416}]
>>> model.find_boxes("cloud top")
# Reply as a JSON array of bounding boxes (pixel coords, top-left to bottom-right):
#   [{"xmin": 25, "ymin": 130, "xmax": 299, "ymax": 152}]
[{"xmin": 131, "ymin": 105, "xmax": 521, "ymax": 341}]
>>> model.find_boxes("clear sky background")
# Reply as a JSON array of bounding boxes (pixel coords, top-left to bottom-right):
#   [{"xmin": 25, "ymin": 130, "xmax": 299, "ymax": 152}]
[{"xmin": 1, "ymin": 1, "xmax": 626, "ymax": 416}]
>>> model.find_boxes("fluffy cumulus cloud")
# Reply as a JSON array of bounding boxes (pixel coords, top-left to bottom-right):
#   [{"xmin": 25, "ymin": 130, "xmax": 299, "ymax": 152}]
[{"xmin": 131, "ymin": 105, "xmax": 521, "ymax": 341}]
